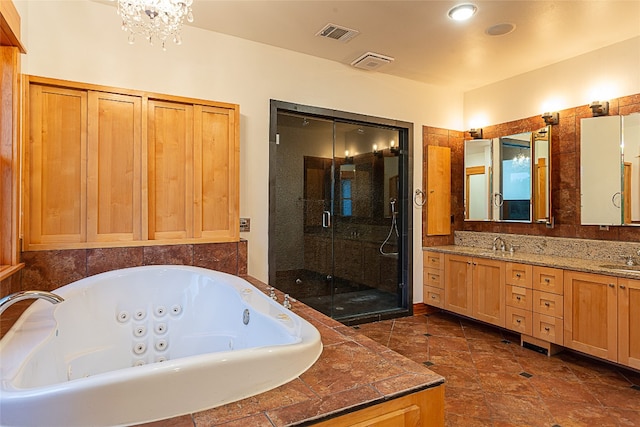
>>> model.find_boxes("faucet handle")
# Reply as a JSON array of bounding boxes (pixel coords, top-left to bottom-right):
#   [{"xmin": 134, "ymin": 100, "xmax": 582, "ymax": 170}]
[
  {"xmin": 509, "ymin": 244, "xmax": 520, "ymax": 254},
  {"xmin": 622, "ymin": 255, "xmax": 635, "ymax": 266}
]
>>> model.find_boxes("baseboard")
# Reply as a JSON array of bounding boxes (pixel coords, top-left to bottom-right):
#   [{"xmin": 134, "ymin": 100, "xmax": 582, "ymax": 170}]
[{"xmin": 413, "ymin": 303, "xmax": 441, "ymax": 316}]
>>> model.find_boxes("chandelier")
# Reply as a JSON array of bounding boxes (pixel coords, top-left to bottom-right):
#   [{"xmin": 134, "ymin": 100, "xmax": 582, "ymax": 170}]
[{"xmin": 117, "ymin": 0, "xmax": 194, "ymax": 50}]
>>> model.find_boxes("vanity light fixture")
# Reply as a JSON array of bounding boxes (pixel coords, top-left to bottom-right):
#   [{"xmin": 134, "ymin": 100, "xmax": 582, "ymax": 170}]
[
  {"xmin": 541, "ymin": 111, "xmax": 559, "ymax": 125},
  {"xmin": 448, "ymin": 3, "xmax": 478, "ymax": 21},
  {"xmin": 344, "ymin": 150, "xmax": 353, "ymax": 163},
  {"xmin": 389, "ymin": 140, "xmax": 400, "ymax": 155},
  {"xmin": 589, "ymin": 101, "xmax": 609, "ymax": 117},
  {"xmin": 373, "ymin": 144, "xmax": 382, "ymax": 158},
  {"xmin": 469, "ymin": 128, "xmax": 483, "ymax": 139}
]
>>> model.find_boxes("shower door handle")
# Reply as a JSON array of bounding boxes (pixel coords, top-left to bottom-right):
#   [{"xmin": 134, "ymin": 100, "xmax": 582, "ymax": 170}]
[{"xmin": 322, "ymin": 211, "xmax": 331, "ymax": 228}]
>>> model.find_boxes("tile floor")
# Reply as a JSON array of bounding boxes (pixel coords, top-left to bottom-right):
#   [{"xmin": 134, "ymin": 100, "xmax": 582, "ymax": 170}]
[{"xmin": 354, "ymin": 311, "xmax": 640, "ymax": 427}]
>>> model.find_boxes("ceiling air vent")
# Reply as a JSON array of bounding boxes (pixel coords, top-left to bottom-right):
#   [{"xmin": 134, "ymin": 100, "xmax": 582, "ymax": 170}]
[
  {"xmin": 316, "ymin": 23, "xmax": 359, "ymax": 42},
  {"xmin": 350, "ymin": 52, "xmax": 395, "ymax": 71}
]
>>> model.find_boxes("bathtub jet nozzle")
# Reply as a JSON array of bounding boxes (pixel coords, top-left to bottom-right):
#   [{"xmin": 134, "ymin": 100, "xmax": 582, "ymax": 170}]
[{"xmin": 0, "ymin": 290, "xmax": 64, "ymax": 315}]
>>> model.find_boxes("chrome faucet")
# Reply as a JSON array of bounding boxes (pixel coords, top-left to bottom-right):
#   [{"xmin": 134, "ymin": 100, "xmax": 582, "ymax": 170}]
[
  {"xmin": 493, "ymin": 236, "xmax": 506, "ymax": 252},
  {"xmin": 0, "ymin": 290, "xmax": 64, "ymax": 316}
]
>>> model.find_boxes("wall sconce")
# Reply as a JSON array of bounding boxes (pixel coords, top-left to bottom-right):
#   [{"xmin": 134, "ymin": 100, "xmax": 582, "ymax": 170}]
[
  {"xmin": 389, "ymin": 140, "xmax": 399, "ymax": 155},
  {"xmin": 344, "ymin": 150, "xmax": 353, "ymax": 163},
  {"xmin": 372, "ymin": 144, "xmax": 382, "ymax": 158},
  {"xmin": 468, "ymin": 128, "xmax": 483, "ymax": 139},
  {"xmin": 541, "ymin": 111, "xmax": 559, "ymax": 125},
  {"xmin": 589, "ymin": 101, "xmax": 609, "ymax": 117}
]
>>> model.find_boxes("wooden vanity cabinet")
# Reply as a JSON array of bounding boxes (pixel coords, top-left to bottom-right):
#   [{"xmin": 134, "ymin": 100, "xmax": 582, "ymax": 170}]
[
  {"xmin": 531, "ymin": 266, "xmax": 564, "ymax": 345},
  {"xmin": 444, "ymin": 254, "xmax": 505, "ymax": 327},
  {"xmin": 505, "ymin": 262, "xmax": 533, "ymax": 335},
  {"xmin": 423, "ymin": 251, "xmax": 444, "ymax": 308},
  {"xmin": 564, "ymin": 271, "xmax": 617, "ymax": 362},
  {"xmin": 618, "ymin": 278, "xmax": 640, "ymax": 369}
]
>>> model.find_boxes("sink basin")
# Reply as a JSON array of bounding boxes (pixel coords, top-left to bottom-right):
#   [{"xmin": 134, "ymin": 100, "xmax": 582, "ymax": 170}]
[{"xmin": 599, "ymin": 264, "xmax": 640, "ymax": 274}]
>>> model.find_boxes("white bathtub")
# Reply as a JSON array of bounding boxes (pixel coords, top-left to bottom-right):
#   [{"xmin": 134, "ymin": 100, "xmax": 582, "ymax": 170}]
[{"xmin": 0, "ymin": 266, "xmax": 323, "ymax": 427}]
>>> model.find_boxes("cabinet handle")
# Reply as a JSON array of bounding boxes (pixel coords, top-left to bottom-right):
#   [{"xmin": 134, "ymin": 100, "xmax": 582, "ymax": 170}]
[
  {"xmin": 544, "ymin": 278, "xmax": 550, "ymax": 283},
  {"xmin": 516, "ymin": 273, "xmax": 521, "ymax": 278},
  {"xmin": 620, "ymin": 285, "xmax": 626, "ymax": 289},
  {"xmin": 544, "ymin": 302, "xmax": 550, "ymax": 307},
  {"xmin": 516, "ymin": 296, "xmax": 521, "ymax": 301},
  {"xmin": 609, "ymin": 283, "xmax": 615, "ymax": 288},
  {"xmin": 431, "ymin": 295, "xmax": 436, "ymax": 299},
  {"xmin": 473, "ymin": 262, "xmax": 477, "ymax": 266},
  {"xmin": 516, "ymin": 319, "xmax": 521, "ymax": 323},
  {"xmin": 544, "ymin": 327, "xmax": 550, "ymax": 331}
]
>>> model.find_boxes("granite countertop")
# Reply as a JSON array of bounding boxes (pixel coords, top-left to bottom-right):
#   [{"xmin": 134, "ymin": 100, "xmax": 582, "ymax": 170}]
[
  {"xmin": 423, "ymin": 245, "xmax": 640, "ymax": 279},
  {"xmin": 138, "ymin": 276, "xmax": 444, "ymax": 426}
]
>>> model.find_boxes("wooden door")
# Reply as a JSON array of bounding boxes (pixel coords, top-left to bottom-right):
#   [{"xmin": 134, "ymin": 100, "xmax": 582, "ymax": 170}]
[
  {"xmin": 26, "ymin": 84, "xmax": 87, "ymax": 246},
  {"xmin": 472, "ymin": 257, "xmax": 505, "ymax": 327},
  {"xmin": 193, "ymin": 105, "xmax": 239, "ymax": 241},
  {"xmin": 618, "ymin": 278, "xmax": 640, "ymax": 369},
  {"xmin": 563, "ymin": 271, "xmax": 618, "ymax": 361},
  {"xmin": 444, "ymin": 254, "xmax": 473, "ymax": 317},
  {"xmin": 87, "ymin": 91, "xmax": 142, "ymax": 242},
  {"xmin": 147, "ymin": 100, "xmax": 194, "ymax": 240},
  {"xmin": 426, "ymin": 145, "xmax": 451, "ymax": 235}
]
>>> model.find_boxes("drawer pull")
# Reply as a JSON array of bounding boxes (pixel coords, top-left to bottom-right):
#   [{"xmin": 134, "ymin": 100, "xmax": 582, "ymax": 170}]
[
  {"xmin": 544, "ymin": 278, "xmax": 550, "ymax": 283},
  {"xmin": 516, "ymin": 319, "xmax": 521, "ymax": 323},
  {"xmin": 516, "ymin": 296, "xmax": 521, "ymax": 301},
  {"xmin": 431, "ymin": 275, "xmax": 436, "ymax": 280},
  {"xmin": 620, "ymin": 285, "xmax": 626, "ymax": 289},
  {"xmin": 544, "ymin": 302, "xmax": 550, "ymax": 307},
  {"xmin": 516, "ymin": 273, "xmax": 521, "ymax": 278},
  {"xmin": 609, "ymin": 283, "xmax": 615, "ymax": 288},
  {"xmin": 544, "ymin": 327, "xmax": 550, "ymax": 331},
  {"xmin": 431, "ymin": 295, "xmax": 436, "ymax": 299}
]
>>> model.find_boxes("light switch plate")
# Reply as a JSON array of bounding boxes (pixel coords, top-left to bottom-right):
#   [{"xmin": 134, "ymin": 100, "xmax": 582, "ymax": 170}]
[{"xmin": 240, "ymin": 218, "xmax": 250, "ymax": 232}]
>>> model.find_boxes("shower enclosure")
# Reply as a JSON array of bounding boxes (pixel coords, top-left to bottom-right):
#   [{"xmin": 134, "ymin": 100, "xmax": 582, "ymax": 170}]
[{"xmin": 268, "ymin": 101, "xmax": 413, "ymax": 323}]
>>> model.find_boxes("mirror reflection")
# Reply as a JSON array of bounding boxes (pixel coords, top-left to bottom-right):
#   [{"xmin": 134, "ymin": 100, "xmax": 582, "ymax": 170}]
[{"xmin": 464, "ymin": 126, "xmax": 552, "ymax": 223}]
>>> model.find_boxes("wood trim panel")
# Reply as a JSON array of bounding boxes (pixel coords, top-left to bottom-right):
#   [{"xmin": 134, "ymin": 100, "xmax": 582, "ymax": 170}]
[
  {"xmin": 426, "ymin": 145, "xmax": 451, "ymax": 236},
  {"xmin": 618, "ymin": 277, "xmax": 640, "ymax": 369},
  {"xmin": 0, "ymin": 0, "xmax": 26, "ymax": 52}
]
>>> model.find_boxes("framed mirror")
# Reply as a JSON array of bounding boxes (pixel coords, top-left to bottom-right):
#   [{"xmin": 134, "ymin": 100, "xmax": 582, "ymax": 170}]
[
  {"xmin": 464, "ymin": 139, "xmax": 493, "ymax": 221},
  {"xmin": 464, "ymin": 125, "xmax": 552, "ymax": 224}
]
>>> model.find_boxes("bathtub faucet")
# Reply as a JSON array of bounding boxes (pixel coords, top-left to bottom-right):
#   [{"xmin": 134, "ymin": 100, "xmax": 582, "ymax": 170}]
[{"xmin": 0, "ymin": 290, "xmax": 64, "ymax": 316}]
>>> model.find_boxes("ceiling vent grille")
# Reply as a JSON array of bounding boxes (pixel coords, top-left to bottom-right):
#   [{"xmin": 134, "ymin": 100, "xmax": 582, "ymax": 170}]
[
  {"xmin": 316, "ymin": 23, "xmax": 359, "ymax": 42},
  {"xmin": 350, "ymin": 52, "xmax": 395, "ymax": 71}
]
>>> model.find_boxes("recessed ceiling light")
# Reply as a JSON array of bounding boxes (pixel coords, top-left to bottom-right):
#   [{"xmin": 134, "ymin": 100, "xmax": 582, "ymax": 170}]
[
  {"xmin": 485, "ymin": 23, "xmax": 516, "ymax": 36},
  {"xmin": 448, "ymin": 3, "xmax": 477, "ymax": 21}
]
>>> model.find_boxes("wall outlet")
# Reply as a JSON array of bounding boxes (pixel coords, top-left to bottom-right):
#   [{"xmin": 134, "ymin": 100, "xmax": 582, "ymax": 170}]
[
  {"xmin": 240, "ymin": 218, "xmax": 250, "ymax": 232},
  {"xmin": 599, "ymin": 225, "xmax": 610, "ymax": 231}
]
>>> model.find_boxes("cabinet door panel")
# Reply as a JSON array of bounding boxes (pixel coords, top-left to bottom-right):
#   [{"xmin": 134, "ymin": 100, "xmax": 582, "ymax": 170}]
[
  {"xmin": 87, "ymin": 91, "xmax": 142, "ymax": 242},
  {"xmin": 27, "ymin": 85, "xmax": 87, "ymax": 245},
  {"xmin": 618, "ymin": 278, "xmax": 640, "ymax": 369},
  {"xmin": 148, "ymin": 100, "xmax": 194, "ymax": 240},
  {"xmin": 472, "ymin": 258, "xmax": 505, "ymax": 327},
  {"xmin": 444, "ymin": 254, "xmax": 473, "ymax": 317},
  {"xmin": 193, "ymin": 105, "xmax": 239, "ymax": 240},
  {"xmin": 564, "ymin": 271, "xmax": 617, "ymax": 361}
]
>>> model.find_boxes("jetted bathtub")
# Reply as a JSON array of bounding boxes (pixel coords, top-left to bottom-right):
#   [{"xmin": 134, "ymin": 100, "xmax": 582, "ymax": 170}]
[{"xmin": 0, "ymin": 266, "xmax": 323, "ymax": 426}]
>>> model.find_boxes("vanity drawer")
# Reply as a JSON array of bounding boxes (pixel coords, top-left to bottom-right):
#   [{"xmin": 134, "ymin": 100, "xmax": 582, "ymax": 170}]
[
  {"xmin": 506, "ymin": 263, "xmax": 533, "ymax": 288},
  {"xmin": 424, "ymin": 285, "xmax": 444, "ymax": 308},
  {"xmin": 506, "ymin": 285, "xmax": 533, "ymax": 310},
  {"xmin": 424, "ymin": 268, "xmax": 443, "ymax": 289},
  {"xmin": 424, "ymin": 251, "xmax": 443, "ymax": 270},
  {"xmin": 533, "ymin": 312, "xmax": 564, "ymax": 345},
  {"xmin": 533, "ymin": 266, "xmax": 564, "ymax": 295},
  {"xmin": 506, "ymin": 306, "xmax": 532, "ymax": 335},
  {"xmin": 533, "ymin": 290, "xmax": 563, "ymax": 318}
]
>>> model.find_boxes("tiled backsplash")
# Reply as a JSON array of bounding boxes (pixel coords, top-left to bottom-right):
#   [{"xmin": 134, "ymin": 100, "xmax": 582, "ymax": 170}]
[{"xmin": 455, "ymin": 231, "xmax": 640, "ymax": 264}]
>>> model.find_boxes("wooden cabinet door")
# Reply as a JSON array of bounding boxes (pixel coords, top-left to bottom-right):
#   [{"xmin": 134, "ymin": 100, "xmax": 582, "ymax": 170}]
[
  {"xmin": 87, "ymin": 91, "xmax": 142, "ymax": 242},
  {"xmin": 472, "ymin": 258, "xmax": 505, "ymax": 327},
  {"xmin": 26, "ymin": 85, "xmax": 87, "ymax": 246},
  {"xmin": 193, "ymin": 105, "xmax": 239, "ymax": 241},
  {"xmin": 444, "ymin": 254, "xmax": 473, "ymax": 317},
  {"xmin": 426, "ymin": 145, "xmax": 451, "ymax": 236},
  {"xmin": 147, "ymin": 100, "xmax": 194, "ymax": 240},
  {"xmin": 618, "ymin": 278, "xmax": 640, "ymax": 369},
  {"xmin": 564, "ymin": 271, "xmax": 618, "ymax": 361}
]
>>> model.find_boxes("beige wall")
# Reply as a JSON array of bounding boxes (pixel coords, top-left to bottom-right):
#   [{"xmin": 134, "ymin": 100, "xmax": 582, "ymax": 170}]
[
  {"xmin": 16, "ymin": 1, "xmax": 463, "ymax": 296},
  {"xmin": 464, "ymin": 36, "xmax": 640, "ymax": 128}
]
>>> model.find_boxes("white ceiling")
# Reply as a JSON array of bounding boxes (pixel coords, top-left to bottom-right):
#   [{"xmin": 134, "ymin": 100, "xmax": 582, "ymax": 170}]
[{"xmin": 186, "ymin": 1, "xmax": 640, "ymax": 91}]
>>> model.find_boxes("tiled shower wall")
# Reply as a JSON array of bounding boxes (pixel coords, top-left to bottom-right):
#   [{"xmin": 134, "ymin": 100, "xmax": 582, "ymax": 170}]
[
  {"xmin": 423, "ymin": 93, "xmax": 640, "ymax": 248},
  {"xmin": 0, "ymin": 241, "xmax": 247, "ymax": 298}
]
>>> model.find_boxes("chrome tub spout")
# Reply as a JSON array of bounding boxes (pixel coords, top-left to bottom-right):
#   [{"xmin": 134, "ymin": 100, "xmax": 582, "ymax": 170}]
[{"xmin": 0, "ymin": 291, "xmax": 64, "ymax": 316}]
